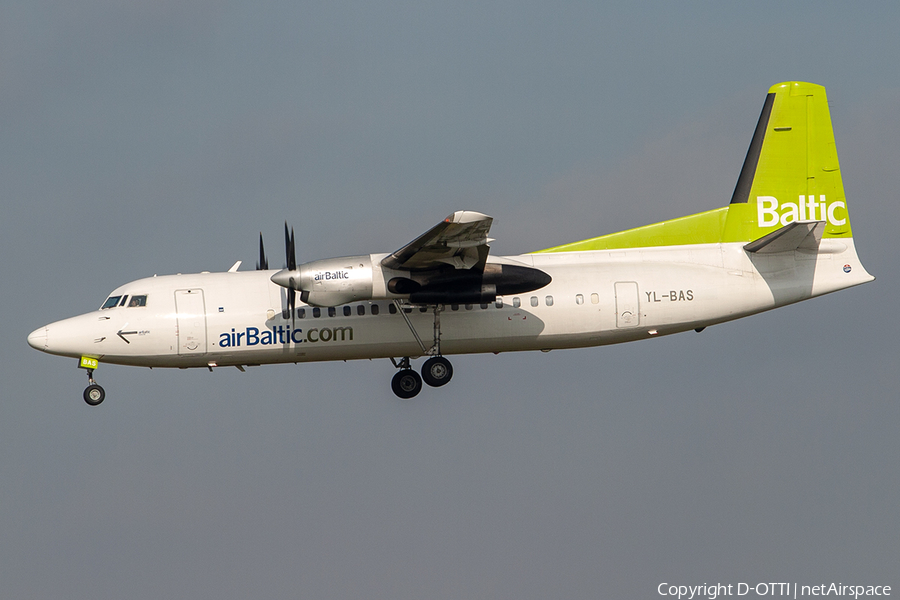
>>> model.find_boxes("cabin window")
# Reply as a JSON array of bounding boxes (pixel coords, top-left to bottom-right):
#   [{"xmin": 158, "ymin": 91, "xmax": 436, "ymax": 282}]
[
  {"xmin": 530, "ymin": 296, "xmax": 538, "ymax": 307},
  {"xmin": 328, "ymin": 307, "xmax": 336, "ymax": 317},
  {"xmin": 101, "ymin": 296, "xmax": 122, "ymax": 309},
  {"xmin": 371, "ymin": 303, "xmax": 380, "ymax": 316},
  {"xmin": 450, "ymin": 304, "xmax": 459, "ymax": 311},
  {"xmin": 512, "ymin": 297, "xmax": 520, "ymax": 308},
  {"xmin": 480, "ymin": 303, "xmax": 488, "ymax": 309},
  {"xmin": 313, "ymin": 307, "xmax": 321, "ymax": 318},
  {"xmin": 465, "ymin": 304, "xmax": 473, "ymax": 310},
  {"xmin": 495, "ymin": 298, "xmax": 503, "ymax": 308},
  {"xmin": 545, "ymin": 296, "xmax": 554, "ymax": 306},
  {"xmin": 419, "ymin": 306, "xmax": 428, "ymax": 313},
  {"xmin": 344, "ymin": 306, "xmax": 352, "ymax": 317},
  {"xmin": 575, "ymin": 294, "xmax": 584, "ymax": 305},
  {"xmin": 591, "ymin": 293, "xmax": 599, "ymax": 304},
  {"xmin": 357, "ymin": 305, "xmax": 365, "ymax": 316},
  {"xmin": 298, "ymin": 308, "xmax": 305, "ymax": 319},
  {"xmin": 389, "ymin": 303, "xmax": 397, "ymax": 314}
]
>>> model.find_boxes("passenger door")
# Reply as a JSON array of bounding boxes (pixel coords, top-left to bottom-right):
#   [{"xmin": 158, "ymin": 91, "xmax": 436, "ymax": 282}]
[
  {"xmin": 175, "ymin": 289, "xmax": 207, "ymax": 355},
  {"xmin": 614, "ymin": 281, "xmax": 640, "ymax": 328}
]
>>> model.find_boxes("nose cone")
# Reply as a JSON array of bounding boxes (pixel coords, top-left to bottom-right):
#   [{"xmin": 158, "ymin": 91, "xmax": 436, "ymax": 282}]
[
  {"xmin": 27, "ymin": 313, "xmax": 103, "ymax": 358},
  {"xmin": 27, "ymin": 327, "xmax": 48, "ymax": 351},
  {"xmin": 271, "ymin": 269, "xmax": 297, "ymax": 289}
]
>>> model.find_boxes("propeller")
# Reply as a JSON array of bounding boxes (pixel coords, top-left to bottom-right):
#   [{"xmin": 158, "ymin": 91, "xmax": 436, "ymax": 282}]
[
  {"xmin": 256, "ymin": 233, "xmax": 268, "ymax": 270},
  {"xmin": 256, "ymin": 225, "xmax": 301, "ymax": 326},
  {"xmin": 284, "ymin": 222, "xmax": 298, "ymax": 327}
]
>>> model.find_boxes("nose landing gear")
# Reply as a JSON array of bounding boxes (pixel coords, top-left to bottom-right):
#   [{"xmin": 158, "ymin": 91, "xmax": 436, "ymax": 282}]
[{"xmin": 81, "ymin": 366, "xmax": 105, "ymax": 406}]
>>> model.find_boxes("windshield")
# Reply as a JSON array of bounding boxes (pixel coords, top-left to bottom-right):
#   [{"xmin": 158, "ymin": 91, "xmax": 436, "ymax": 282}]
[
  {"xmin": 100, "ymin": 294, "xmax": 148, "ymax": 309},
  {"xmin": 100, "ymin": 296, "xmax": 122, "ymax": 309}
]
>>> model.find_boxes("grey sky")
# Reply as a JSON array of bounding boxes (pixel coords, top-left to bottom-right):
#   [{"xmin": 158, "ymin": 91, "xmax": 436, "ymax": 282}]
[{"xmin": 3, "ymin": 2, "xmax": 898, "ymax": 598}]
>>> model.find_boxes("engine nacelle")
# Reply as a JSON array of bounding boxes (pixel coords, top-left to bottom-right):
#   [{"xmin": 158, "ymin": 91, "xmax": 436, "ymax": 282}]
[
  {"xmin": 272, "ymin": 255, "xmax": 551, "ymax": 307},
  {"xmin": 298, "ymin": 255, "xmax": 374, "ymax": 306},
  {"xmin": 273, "ymin": 255, "xmax": 375, "ymax": 307}
]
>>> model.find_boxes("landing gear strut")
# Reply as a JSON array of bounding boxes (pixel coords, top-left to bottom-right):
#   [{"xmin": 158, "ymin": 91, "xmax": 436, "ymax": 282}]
[
  {"xmin": 82, "ymin": 369, "xmax": 105, "ymax": 406},
  {"xmin": 389, "ymin": 303, "xmax": 455, "ymax": 398}
]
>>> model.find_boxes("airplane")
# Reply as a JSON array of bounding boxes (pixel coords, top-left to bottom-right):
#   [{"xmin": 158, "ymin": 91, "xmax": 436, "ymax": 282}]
[{"xmin": 28, "ymin": 81, "xmax": 874, "ymax": 404}]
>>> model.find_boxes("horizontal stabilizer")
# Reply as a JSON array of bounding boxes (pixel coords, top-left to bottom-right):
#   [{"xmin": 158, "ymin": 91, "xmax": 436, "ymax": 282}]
[{"xmin": 743, "ymin": 221, "xmax": 824, "ymax": 254}]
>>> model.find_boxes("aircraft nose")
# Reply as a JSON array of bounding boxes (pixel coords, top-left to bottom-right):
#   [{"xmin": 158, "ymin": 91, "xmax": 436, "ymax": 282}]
[{"xmin": 27, "ymin": 326, "xmax": 48, "ymax": 351}]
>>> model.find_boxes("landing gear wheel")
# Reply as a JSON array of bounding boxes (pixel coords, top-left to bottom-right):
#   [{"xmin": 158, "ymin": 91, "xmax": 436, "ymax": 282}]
[
  {"xmin": 391, "ymin": 369, "xmax": 423, "ymax": 399},
  {"xmin": 422, "ymin": 356, "xmax": 453, "ymax": 387},
  {"xmin": 83, "ymin": 384, "xmax": 106, "ymax": 406}
]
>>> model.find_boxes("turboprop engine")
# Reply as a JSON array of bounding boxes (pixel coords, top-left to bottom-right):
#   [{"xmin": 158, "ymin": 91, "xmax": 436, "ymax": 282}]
[
  {"xmin": 268, "ymin": 221, "xmax": 551, "ymax": 309},
  {"xmin": 271, "ymin": 255, "xmax": 375, "ymax": 307}
]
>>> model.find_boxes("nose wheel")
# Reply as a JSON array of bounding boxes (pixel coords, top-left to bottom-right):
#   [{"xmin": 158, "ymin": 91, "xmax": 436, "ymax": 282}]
[{"xmin": 82, "ymin": 369, "xmax": 106, "ymax": 406}]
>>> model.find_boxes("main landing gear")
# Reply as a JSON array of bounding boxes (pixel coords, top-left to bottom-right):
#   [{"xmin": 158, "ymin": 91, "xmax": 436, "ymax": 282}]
[
  {"xmin": 390, "ymin": 356, "xmax": 454, "ymax": 399},
  {"xmin": 389, "ymin": 302, "xmax": 455, "ymax": 399},
  {"xmin": 82, "ymin": 369, "xmax": 106, "ymax": 406}
]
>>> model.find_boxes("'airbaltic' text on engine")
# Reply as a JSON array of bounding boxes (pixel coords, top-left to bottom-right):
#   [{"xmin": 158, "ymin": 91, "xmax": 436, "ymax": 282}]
[{"xmin": 315, "ymin": 271, "xmax": 350, "ymax": 281}]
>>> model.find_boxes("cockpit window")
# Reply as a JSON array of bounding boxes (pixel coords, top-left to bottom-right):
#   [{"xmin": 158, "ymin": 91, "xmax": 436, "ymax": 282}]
[
  {"xmin": 128, "ymin": 295, "xmax": 147, "ymax": 307},
  {"xmin": 101, "ymin": 296, "xmax": 122, "ymax": 309}
]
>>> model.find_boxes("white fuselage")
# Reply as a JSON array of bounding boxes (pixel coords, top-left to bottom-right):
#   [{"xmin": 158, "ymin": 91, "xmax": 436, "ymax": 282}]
[{"xmin": 28, "ymin": 240, "xmax": 872, "ymax": 369}]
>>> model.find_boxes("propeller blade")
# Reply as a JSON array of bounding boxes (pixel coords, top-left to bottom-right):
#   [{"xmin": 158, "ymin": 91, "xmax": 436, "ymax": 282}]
[
  {"xmin": 284, "ymin": 222, "xmax": 297, "ymax": 271},
  {"xmin": 256, "ymin": 233, "xmax": 268, "ymax": 270},
  {"xmin": 283, "ymin": 223, "xmax": 289, "ymax": 269},
  {"xmin": 289, "ymin": 288, "xmax": 296, "ymax": 329},
  {"xmin": 283, "ymin": 222, "xmax": 298, "ymax": 326},
  {"xmin": 290, "ymin": 228, "xmax": 296, "ymax": 271}
]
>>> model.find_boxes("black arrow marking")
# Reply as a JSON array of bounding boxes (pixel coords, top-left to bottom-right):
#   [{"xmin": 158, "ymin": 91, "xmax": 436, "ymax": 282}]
[{"xmin": 117, "ymin": 330, "xmax": 138, "ymax": 344}]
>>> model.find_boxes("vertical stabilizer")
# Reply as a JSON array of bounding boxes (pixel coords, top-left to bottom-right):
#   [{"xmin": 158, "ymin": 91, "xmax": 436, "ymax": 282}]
[{"xmin": 724, "ymin": 82, "xmax": 851, "ymax": 242}]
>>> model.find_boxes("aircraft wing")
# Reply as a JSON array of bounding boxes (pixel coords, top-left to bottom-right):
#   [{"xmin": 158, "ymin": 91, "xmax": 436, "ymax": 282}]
[{"xmin": 381, "ymin": 211, "xmax": 494, "ymax": 271}]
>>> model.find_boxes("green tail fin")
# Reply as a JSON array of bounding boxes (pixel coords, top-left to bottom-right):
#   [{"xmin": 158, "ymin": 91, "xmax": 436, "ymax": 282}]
[
  {"xmin": 537, "ymin": 81, "xmax": 853, "ymax": 254},
  {"xmin": 723, "ymin": 81, "xmax": 852, "ymax": 241}
]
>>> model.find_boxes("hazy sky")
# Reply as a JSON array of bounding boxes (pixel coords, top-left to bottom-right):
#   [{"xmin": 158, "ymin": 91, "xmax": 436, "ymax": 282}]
[{"xmin": 3, "ymin": 2, "xmax": 898, "ymax": 598}]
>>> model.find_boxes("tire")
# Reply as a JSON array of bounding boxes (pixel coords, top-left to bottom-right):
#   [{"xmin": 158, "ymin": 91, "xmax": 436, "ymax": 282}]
[
  {"xmin": 421, "ymin": 356, "xmax": 453, "ymax": 387},
  {"xmin": 391, "ymin": 369, "xmax": 423, "ymax": 399},
  {"xmin": 83, "ymin": 384, "xmax": 106, "ymax": 406}
]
